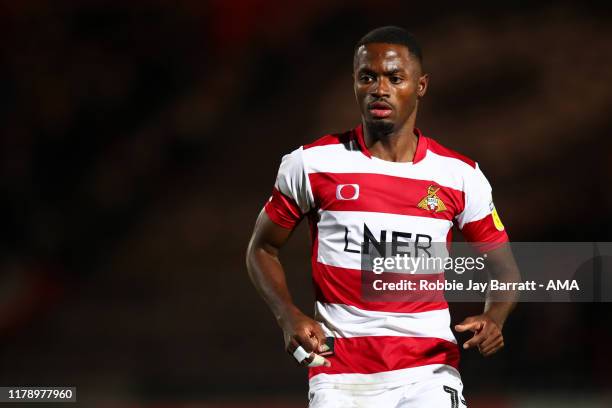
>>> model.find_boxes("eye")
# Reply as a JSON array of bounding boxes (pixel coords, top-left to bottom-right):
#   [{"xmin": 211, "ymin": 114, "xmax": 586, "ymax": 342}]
[
  {"xmin": 359, "ymin": 74, "xmax": 374, "ymax": 84},
  {"xmin": 390, "ymin": 75, "xmax": 403, "ymax": 84}
]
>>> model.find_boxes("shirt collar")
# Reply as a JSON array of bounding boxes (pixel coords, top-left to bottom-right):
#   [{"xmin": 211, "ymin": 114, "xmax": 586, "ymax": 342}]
[{"xmin": 353, "ymin": 124, "xmax": 428, "ymax": 164}]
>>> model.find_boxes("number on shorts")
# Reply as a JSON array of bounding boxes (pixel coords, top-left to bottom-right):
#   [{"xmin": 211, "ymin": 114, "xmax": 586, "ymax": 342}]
[{"xmin": 443, "ymin": 385, "xmax": 458, "ymax": 408}]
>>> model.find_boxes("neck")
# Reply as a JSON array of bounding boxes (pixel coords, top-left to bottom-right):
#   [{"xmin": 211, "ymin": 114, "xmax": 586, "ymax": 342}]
[{"xmin": 363, "ymin": 112, "xmax": 418, "ymax": 162}]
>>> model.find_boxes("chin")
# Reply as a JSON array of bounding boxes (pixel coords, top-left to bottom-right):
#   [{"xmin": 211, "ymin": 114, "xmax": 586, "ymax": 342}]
[{"xmin": 365, "ymin": 119, "xmax": 395, "ymax": 135}]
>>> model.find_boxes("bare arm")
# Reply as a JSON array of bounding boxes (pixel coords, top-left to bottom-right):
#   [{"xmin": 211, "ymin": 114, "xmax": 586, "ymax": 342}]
[
  {"xmin": 455, "ymin": 243, "xmax": 520, "ymax": 357},
  {"xmin": 246, "ymin": 209, "xmax": 330, "ymax": 366},
  {"xmin": 482, "ymin": 244, "xmax": 520, "ymax": 327}
]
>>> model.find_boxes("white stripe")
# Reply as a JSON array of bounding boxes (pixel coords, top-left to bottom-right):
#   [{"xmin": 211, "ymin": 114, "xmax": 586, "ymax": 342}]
[
  {"xmin": 309, "ymin": 363, "xmax": 461, "ymax": 391},
  {"xmin": 316, "ymin": 302, "xmax": 456, "ymax": 343},
  {"xmin": 316, "ymin": 210, "xmax": 452, "ymax": 270},
  {"xmin": 302, "ymin": 144, "xmax": 473, "ymax": 192},
  {"xmin": 455, "ymin": 163, "xmax": 495, "ymax": 229},
  {"xmin": 275, "ymin": 147, "xmax": 313, "ymax": 213}
]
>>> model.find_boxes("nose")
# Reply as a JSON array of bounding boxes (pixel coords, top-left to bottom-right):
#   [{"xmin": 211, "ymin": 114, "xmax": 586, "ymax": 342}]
[{"xmin": 370, "ymin": 77, "xmax": 390, "ymax": 98}]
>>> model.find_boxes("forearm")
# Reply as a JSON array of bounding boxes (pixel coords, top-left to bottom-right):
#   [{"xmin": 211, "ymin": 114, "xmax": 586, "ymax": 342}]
[
  {"xmin": 483, "ymin": 245, "xmax": 521, "ymax": 328},
  {"xmin": 246, "ymin": 243, "xmax": 301, "ymax": 325}
]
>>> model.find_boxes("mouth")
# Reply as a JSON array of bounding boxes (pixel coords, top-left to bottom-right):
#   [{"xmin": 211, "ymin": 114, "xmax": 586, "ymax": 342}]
[{"xmin": 367, "ymin": 101, "xmax": 393, "ymax": 119}]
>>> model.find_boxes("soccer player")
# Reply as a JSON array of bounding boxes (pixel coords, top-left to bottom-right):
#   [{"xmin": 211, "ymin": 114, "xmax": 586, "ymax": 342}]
[{"xmin": 246, "ymin": 26, "xmax": 520, "ymax": 407}]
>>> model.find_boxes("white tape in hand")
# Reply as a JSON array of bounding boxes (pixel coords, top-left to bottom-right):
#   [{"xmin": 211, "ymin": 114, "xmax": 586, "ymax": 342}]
[
  {"xmin": 307, "ymin": 354, "xmax": 327, "ymax": 367},
  {"xmin": 292, "ymin": 346, "xmax": 311, "ymax": 363}
]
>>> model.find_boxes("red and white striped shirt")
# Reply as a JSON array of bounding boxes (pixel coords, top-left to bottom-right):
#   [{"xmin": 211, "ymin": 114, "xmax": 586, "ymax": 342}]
[{"xmin": 264, "ymin": 124, "xmax": 508, "ymax": 391}]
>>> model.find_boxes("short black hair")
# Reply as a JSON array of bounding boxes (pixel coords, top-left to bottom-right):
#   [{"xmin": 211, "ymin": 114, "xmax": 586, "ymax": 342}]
[{"xmin": 354, "ymin": 26, "xmax": 423, "ymax": 66}]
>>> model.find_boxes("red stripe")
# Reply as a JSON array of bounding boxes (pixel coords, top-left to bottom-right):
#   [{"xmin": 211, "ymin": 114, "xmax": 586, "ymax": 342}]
[
  {"xmin": 461, "ymin": 213, "xmax": 509, "ymax": 252},
  {"xmin": 264, "ymin": 188, "xmax": 303, "ymax": 229},
  {"xmin": 352, "ymin": 124, "xmax": 372, "ymax": 158},
  {"xmin": 412, "ymin": 129, "xmax": 429, "ymax": 164},
  {"xmin": 309, "ymin": 173, "xmax": 464, "ymax": 221},
  {"xmin": 309, "ymin": 336, "xmax": 459, "ymax": 377},
  {"xmin": 313, "ymin": 262, "xmax": 448, "ymax": 313}
]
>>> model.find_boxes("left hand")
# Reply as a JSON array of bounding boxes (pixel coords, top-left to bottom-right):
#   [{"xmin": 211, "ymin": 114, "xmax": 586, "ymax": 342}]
[{"xmin": 455, "ymin": 314, "xmax": 504, "ymax": 357}]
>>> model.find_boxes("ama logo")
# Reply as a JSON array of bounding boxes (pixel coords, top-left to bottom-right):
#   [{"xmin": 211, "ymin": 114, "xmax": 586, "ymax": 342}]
[{"xmin": 336, "ymin": 184, "xmax": 359, "ymax": 200}]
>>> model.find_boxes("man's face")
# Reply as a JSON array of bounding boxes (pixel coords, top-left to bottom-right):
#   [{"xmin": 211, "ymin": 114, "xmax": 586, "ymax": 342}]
[{"xmin": 353, "ymin": 43, "xmax": 427, "ymax": 133}]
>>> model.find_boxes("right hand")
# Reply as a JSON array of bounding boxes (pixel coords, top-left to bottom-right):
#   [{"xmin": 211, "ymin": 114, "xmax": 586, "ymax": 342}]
[{"xmin": 278, "ymin": 308, "xmax": 331, "ymax": 367}]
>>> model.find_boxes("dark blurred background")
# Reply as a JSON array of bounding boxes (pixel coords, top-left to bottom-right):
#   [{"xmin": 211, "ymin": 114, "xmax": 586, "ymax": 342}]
[{"xmin": 1, "ymin": 1, "xmax": 611, "ymax": 407}]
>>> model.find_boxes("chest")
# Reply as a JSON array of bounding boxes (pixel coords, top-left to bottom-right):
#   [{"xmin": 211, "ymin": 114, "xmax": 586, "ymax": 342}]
[{"xmin": 308, "ymin": 172, "xmax": 464, "ymax": 220}]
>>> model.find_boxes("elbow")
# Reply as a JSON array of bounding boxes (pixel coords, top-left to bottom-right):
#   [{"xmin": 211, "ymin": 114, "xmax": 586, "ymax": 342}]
[
  {"xmin": 245, "ymin": 236, "xmax": 266, "ymax": 278},
  {"xmin": 245, "ymin": 237, "xmax": 257, "ymax": 275}
]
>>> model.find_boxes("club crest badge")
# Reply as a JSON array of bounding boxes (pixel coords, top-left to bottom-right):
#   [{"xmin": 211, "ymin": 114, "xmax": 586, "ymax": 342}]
[{"xmin": 417, "ymin": 185, "xmax": 447, "ymax": 213}]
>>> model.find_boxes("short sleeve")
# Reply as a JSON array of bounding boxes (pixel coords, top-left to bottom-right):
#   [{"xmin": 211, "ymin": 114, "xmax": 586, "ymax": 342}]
[
  {"xmin": 455, "ymin": 163, "xmax": 508, "ymax": 251},
  {"xmin": 264, "ymin": 147, "xmax": 312, "ymax": 229}
]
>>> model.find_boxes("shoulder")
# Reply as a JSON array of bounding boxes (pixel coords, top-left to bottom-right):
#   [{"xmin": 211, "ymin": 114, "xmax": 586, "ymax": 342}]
[
  {"xmin": 420, "ymin": 134, "xmax": 488, "ymax": 192},
  {"xmin": 424, "ymin": 136, "xmax": 476, "ymax": 169},
  {"xmin": 281, "ymin": 131, "xmax": 355, "ymax": 170},
  {"xmin": 303, "ymin": 129, "xmax": 354, "ymax": 151},
  {"xmin": 296, "ymin": 129, "xmax": 360, "ymax": 170},
  {"xmin": 279, "ymin": 130, "xmax": 354, "ymax": 164}
]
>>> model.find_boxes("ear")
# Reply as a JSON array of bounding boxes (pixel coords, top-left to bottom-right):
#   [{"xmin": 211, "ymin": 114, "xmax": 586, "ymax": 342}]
[{"xmin": 417, "ymin": 73, "xmax": 429, "ymax": 98}]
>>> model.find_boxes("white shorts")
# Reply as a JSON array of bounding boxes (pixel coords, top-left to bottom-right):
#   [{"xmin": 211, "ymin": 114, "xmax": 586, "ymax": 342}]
[{"xmin": 308, "ymin": 371, "xmax": 466, "ymax": 408}]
